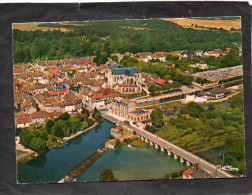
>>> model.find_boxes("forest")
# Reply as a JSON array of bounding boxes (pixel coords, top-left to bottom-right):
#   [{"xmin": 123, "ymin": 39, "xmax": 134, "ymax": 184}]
[{"xmin": 13, "ymin": 19, "xmax": 241, "ymax": 63}]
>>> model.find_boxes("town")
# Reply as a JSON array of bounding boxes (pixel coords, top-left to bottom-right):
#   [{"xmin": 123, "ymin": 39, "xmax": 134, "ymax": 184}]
[{"xmin": 14, "ymin": 45, "xmax": 244, "ymax": 181}]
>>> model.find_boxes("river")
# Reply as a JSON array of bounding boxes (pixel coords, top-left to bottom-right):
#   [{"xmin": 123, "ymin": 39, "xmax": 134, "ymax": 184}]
[{"xmin": 17, "ymin": 120, "xmax": 185, "ymax": 184}]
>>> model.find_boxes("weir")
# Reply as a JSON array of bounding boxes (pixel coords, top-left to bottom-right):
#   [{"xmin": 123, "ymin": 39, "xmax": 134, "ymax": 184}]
[{"xmin": 60, "ymin": 142, "xmax": 108, "ymax": 183}]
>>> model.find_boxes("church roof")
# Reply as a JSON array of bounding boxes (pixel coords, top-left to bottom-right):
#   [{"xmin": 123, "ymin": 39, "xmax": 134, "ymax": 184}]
[{"xmin": 111, "ymin": 65, "xmax": 140, "ymax": 76}]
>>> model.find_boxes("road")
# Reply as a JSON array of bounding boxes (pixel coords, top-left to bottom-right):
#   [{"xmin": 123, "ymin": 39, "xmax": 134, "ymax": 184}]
[
  {"xmin": 131, "ymin": 85, "xmax": 201, "ymax": 104},
  {"xmin": 101, "ymin": 112, "xmax": 233, "ymax": 178}
]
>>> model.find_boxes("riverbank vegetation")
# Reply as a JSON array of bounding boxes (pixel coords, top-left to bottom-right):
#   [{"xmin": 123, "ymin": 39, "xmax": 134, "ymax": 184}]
[
  {"xmin": 19, "ymin": 108, "xmax": 98, "ymax": 154},
  {"xmin": 45, "ymin": 111, "xmax": 94, "ymax": 138},
  {"xmin": 19, "ymin": 124, "xmax": 58, "ymax": 154},
  {"xmin": 150, "ymin": 93, "xmax": 245, "ymax": 175},
  {"xmin": 123, "ymin": 138, "xmax": 148, "ymax": 148}
]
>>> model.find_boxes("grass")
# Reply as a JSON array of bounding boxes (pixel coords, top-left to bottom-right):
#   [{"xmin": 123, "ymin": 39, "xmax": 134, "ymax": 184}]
[
  {"xmin": 116, "ymin": 91, "xmax": 147, "ymax": 99},
  {"xmin": 139, "ymin": 100, "xmax": 182, "ymax": 109},
  {"xmin": 128, "ymin": 138, "xmax": 148, "ymax": 148}
]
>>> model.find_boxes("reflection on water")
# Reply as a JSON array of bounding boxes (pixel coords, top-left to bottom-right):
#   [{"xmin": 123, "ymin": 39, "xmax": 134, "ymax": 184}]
[{"xmin": 77, "ymin": 146, "xmax": 185, "ymax": 182}]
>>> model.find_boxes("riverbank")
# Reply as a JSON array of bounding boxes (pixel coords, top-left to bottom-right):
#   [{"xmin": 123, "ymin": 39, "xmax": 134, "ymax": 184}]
[
  {"xmin": 62, "ymin": 122, "xmax": 99, "ymax": 142},
  {"xmin": 16, "ymin": 122, "xmax": 100, "ymax": 165}
]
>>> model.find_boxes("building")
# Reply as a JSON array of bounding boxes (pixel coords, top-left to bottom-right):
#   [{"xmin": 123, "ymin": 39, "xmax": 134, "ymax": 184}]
[
  {"xmin": 110, "ymin": 127, "xmax": 122, "ymax": 138},
  {"xmin": 107, "ymin": 64, "xmax": 145, "ymax": 94},
  {"xmin": 16, "ymin": 116, "xmax": 32, "ymax": 128},
  {"xmin": 190, "ymin": 62, "xmax": 209, "ymax": 70},
  {"xmin": 155, "ymin": 78, "xmax": 167, "ymax": 86},
  {"xmin": 105, "ymin": 140, "xmax": 116, "ymax": 150},
  {"xmin": 128, "ymin": 109, "xmax": 151, "ymax": 123},
  {"xmin": 89, "ymin": 94, "xmax": 105, "ymax": 107},
  {"xmin": 189, "ymin": 169, "xmax": 211, "ymax": 179},
  {"xmin": 183, "ymin": 168, "xmax": 195, "ymax": 179},
  {"xmin": 183, "ymin": 168, "xmax": 211, "ymax": 179},
  {"xmin": 204, "ymin": 87, "xmax": 230, "ymax": 99},
  {"xmin": 111, "ymin": 98, "xmax": 136, "ymax": 118}
]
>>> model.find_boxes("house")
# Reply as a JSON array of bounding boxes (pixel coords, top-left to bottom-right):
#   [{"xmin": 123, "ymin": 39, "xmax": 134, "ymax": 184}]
[
  {"xmin": 16, "ymin": 116, "xmax": 32, "ymax": 128},
  {"xmin": 108, "ymin": 92, "xmax": 119, "ymax": 101},
  {"xmin": 195, "ymin": 50, "xmax": 203, "ymax": 56},
  {"xmin": 31, "ymin": 111, "xmax": 51, "ymax": 124},
  {"xmin": 155, "ymin": 78, "xmax": 167, "ymax": 86},
  {"xmin": 183, "ymin": 168, "xmax": 195, "ymax": 179},
  {"xmin": 189, "ymin": 169, "xmax": 211, "ymax": 179},
  {"xmin": 110, "ymin": 127, "xmax": 122, "ymax": 138},
  {"xmin": 204, "ymin": 87, "xmax": 230, "ymax": 99},
  {"xmin": 190, "ymin": 62, "xmax": 209, "ymax": 70},
  {"xmin": 89, "ymin": 94, "xmax": 105, "ymax": 107}
]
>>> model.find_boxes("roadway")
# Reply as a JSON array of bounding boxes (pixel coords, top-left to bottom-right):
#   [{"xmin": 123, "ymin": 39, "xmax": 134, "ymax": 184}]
[
  {"xmin": 131, "ymin": 85, "xmax": 201, "ymax": 104},
  {"xmin": 101, "ymin": 112, "xmax": 233, "ymax": 178}
]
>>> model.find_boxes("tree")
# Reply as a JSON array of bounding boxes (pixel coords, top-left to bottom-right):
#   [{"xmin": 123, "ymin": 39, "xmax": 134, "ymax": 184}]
[
  {"xmin": 148, "ymin": 85, "xmax": 157, "ymax": 96},
  {"xmin": 81, "ymin": 107, "xmax": 90, "ymax": 117},
  {"xmin": 99, "ymin": 168, "xmax": 115, "ymax": 181},
  {"xmin": 150, "ymin": 108, "xmax": 164, "ymax": 128},
  {"xmin": 45, "ymin": 119, "xmax": 55, "ymax": 134},
  {"xmin": 51, "ymin": 120, "xmax": 66, "ymax": 138},
  {"xmin": 56, "ymin": 112, "xmax": 70, "ymax": 121},
  {"xmin": 92, "ymin": 107, "xmax": 103, "ymax": 121}
]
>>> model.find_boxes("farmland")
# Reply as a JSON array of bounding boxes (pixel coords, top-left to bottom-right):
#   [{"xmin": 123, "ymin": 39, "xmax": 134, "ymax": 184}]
[
  {"xmin": 12, "ymin": 22, "xmax": 71, "ymax": 32},
  {"xmin": 163, "ymin": 18, "xmax": 241, "ymax": 31}
]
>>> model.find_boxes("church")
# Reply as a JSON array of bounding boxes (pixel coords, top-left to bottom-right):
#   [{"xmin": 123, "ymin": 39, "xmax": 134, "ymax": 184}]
[{"xmin": 106, "ymin": 64, "xmax": 146, "ymax": 94}]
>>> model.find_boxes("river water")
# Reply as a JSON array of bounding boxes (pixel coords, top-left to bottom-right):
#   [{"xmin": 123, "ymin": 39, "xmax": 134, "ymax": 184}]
[{"xmin": 17, "ymin": 120, "xmax": 185, "ymax": 184}]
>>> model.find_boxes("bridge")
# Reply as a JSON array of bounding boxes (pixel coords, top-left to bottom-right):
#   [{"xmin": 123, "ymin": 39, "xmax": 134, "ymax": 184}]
[{"xmin": 101, "ymin": 112, "xmax": 233, "ymax": 178}]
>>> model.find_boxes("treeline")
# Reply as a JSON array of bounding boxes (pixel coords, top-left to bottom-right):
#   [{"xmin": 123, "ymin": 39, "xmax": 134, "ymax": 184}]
[
  {"xmin": 13, "ymin": 19, "xmax": 241, "ymax": 63},
  {"xmin": 45, "ymin": 107, "xmax": 103, "ymax": 138},
  {"xmin": 149, "ymin": 93, "xmax": 245, "ymax": 175},
  {"xmin": 19, "ymin": 125, "xmax": 56, "ymax": 154}
]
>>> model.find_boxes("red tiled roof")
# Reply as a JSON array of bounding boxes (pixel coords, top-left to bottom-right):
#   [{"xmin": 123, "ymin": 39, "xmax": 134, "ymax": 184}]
[
  {"xmin": 15, "ymin": 112, "xmax": 25, "ymax": 118},
  {"xmin": 99, "ymin": 88, "xmax": 112, "ymax": 96},
  {"xmin": 50, "ymin": 88, "xmax": 69, "ymax": 96},
  {"xmin": 155, "ymin": 79, "xmax": 167, "ymax": 86},
  {"xmin": 16, "ymin": 116, "xmax": 32, "ymax": 124},
  {"xmin": 183, "ymin": 168, "xmax": 195, "ymax": 177},
  {"xmin": 111, "ymin": 128, "xmax": 120, "ymax": 133},
  {"xmin": 109, "ymin": 92, "xmax": 119, "ymax": 98},
  {"xmin": 14, "ymin": 75, "xmax": 19, "ymax": 85},
  {"xmin": 49, "ymin": 112, "xmax": 61, "ymax": 117},
  {"xmin": 155, "ymin": 51, "xmax": 165, "ymax": 55},
  {"xmin": 50, "ymin": 68, "xmax": 59, "ymax": 74},
  {"xmin": 91, "ymin": 94, "xmax": 104, "ymax": 100},
  {"xmin": 31, "ymin": 111, "xmax": 51, "ymax": 119},
  {"xmin": 72, "ymin": 68, "xmax": 78, "ymax": 72}
]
